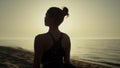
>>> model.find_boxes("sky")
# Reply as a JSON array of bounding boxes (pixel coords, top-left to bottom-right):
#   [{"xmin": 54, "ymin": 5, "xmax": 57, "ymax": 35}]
[{"xmin": 0, "ymin": 0, "xmax": 120, "ymax": 39}]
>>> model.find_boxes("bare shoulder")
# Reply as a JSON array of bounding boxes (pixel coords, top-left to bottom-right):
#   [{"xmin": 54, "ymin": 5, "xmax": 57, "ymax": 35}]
[
  {"xmin": 61, "ymin": 32, "xmax": 71, "ymax": 53},
  {"xmin": 34, "ymin": 33, "xmax": 49, "ymax": 44},
  {"xmin": 35, "ymin": 33, "xmax": 47, "ymax": 39},
  {"xmin": 62, "ymin": 32, "xmax": 71, "ymax": 47},
  {"xmin": 62, "ymin": 33, "xmax": 70, "ymax": 41}
]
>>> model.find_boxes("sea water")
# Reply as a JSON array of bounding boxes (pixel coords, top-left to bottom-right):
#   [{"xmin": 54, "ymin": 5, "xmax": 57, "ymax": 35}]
[
  {"xmin": 71, "ymin": 39, "xmax": 120, "ymax": 68},
  {"xmin": 0, "ymin": 38, "xmax": 120, "ymax": 68}
]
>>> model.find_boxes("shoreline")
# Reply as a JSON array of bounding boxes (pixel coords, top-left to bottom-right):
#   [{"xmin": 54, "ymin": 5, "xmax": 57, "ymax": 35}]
[
  {"xmin": 70, "ymin": 59, "xmax": 111, "ymax": 68},
  {"xmin": 0, "ymin": 46, "xmax": 111, "ymax": 68}
]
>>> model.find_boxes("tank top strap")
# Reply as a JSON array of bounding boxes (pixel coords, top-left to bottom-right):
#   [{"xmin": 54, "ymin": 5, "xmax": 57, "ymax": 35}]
[{"xmin": 49, "ymin": 32, "xmax": 63, "ymax": 43}]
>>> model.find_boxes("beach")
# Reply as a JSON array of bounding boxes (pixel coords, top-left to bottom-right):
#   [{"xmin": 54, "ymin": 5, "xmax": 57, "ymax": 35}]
[{"xmin": 0, "ymin": 46, "xmax": 111, "ymax": 68}]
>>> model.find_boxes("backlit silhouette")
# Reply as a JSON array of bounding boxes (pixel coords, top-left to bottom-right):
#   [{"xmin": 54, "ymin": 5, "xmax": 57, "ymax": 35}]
[{"xmin": 33, "ymin": 7, "xmax": 74, "ymax": 68}]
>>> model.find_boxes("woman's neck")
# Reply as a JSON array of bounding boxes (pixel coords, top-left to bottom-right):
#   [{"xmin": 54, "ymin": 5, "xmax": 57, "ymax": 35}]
[{"xmin": 48, "ymin": 26, "xmax": 61, "ymax": 34}]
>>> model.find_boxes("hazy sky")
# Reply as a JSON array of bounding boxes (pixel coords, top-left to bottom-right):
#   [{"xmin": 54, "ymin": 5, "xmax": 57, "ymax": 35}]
[{"xmin": 0, "ymin": 0, "xmax": 120, "ymax": 39}]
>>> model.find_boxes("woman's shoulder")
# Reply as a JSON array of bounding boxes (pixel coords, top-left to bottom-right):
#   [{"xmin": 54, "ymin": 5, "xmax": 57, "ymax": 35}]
[
  {"xmin": 61, "ymin": 32, "xmax": 71, "ymax": 49},
  {"xmin": 35, "ymin": 33, "xmax": 49, "ymax": 41},
  {"xmin": 61, "ymin": 32, "xmax": 70, "ymax": 40}
]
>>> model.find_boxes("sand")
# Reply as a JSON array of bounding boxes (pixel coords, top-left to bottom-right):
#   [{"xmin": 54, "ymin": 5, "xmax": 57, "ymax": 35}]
[{"xmin": 0, "ymin": 46, "xmax": 111, "ymax": 68}]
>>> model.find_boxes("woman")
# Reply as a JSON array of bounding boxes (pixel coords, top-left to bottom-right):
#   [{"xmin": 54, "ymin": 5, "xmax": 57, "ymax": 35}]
[{"xmin": 33, "ymin": 7, "xmax": 72, "ymax": 68}]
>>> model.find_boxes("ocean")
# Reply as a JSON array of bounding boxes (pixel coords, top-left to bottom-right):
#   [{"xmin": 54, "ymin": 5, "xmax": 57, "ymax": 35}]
[{"xmin": 0, "ymin": 38, "xmax": 120, "ymax": 68}]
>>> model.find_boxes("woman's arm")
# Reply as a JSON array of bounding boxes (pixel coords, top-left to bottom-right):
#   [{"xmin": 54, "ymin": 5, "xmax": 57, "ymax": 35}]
[{"xmin": 33, "ymin": 35, "xmax": 43, "ymax": 68}]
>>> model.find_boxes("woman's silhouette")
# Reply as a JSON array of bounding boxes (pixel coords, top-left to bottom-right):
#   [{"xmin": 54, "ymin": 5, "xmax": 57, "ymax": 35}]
[{"xmin": 33, "ymin": 7, "xmax": 71, "ymax": 68}]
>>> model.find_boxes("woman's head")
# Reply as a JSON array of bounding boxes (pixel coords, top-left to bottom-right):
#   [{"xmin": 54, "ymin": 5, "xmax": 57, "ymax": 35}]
[{"xmin": 45, "ymin": 7, "xmax": 69, "ymax": 27}]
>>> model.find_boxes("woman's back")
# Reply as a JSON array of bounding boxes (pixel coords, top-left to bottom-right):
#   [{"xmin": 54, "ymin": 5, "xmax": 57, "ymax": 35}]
[
  {"xmin": 35, "ymin": 32, "xmax": 70, "ymax": 68},
  {"xmin": 41, "ymin": 32, "xmax": 64, "ymax": 63},
  {"xmin": 36, "ymin": 32, "xmax": 69, "ymax": 53}
]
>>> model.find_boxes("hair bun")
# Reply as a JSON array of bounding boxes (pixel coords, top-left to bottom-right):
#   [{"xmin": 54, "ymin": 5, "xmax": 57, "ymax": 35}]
[{"xmin": 63, "ymin": 7, "xmax": 69, "ymax": 16}]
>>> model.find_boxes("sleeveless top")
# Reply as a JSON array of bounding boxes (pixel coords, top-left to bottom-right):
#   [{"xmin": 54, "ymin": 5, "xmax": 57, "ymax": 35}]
[{"xmin": 41, "ymin": 32, "xmax": 65, "ymax": 65}]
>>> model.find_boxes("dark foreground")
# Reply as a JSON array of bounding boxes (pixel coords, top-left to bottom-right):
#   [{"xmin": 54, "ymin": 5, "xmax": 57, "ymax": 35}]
[{"xmin": 0, "ymin": 46, "xmax": 111, "ymax": 68}]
